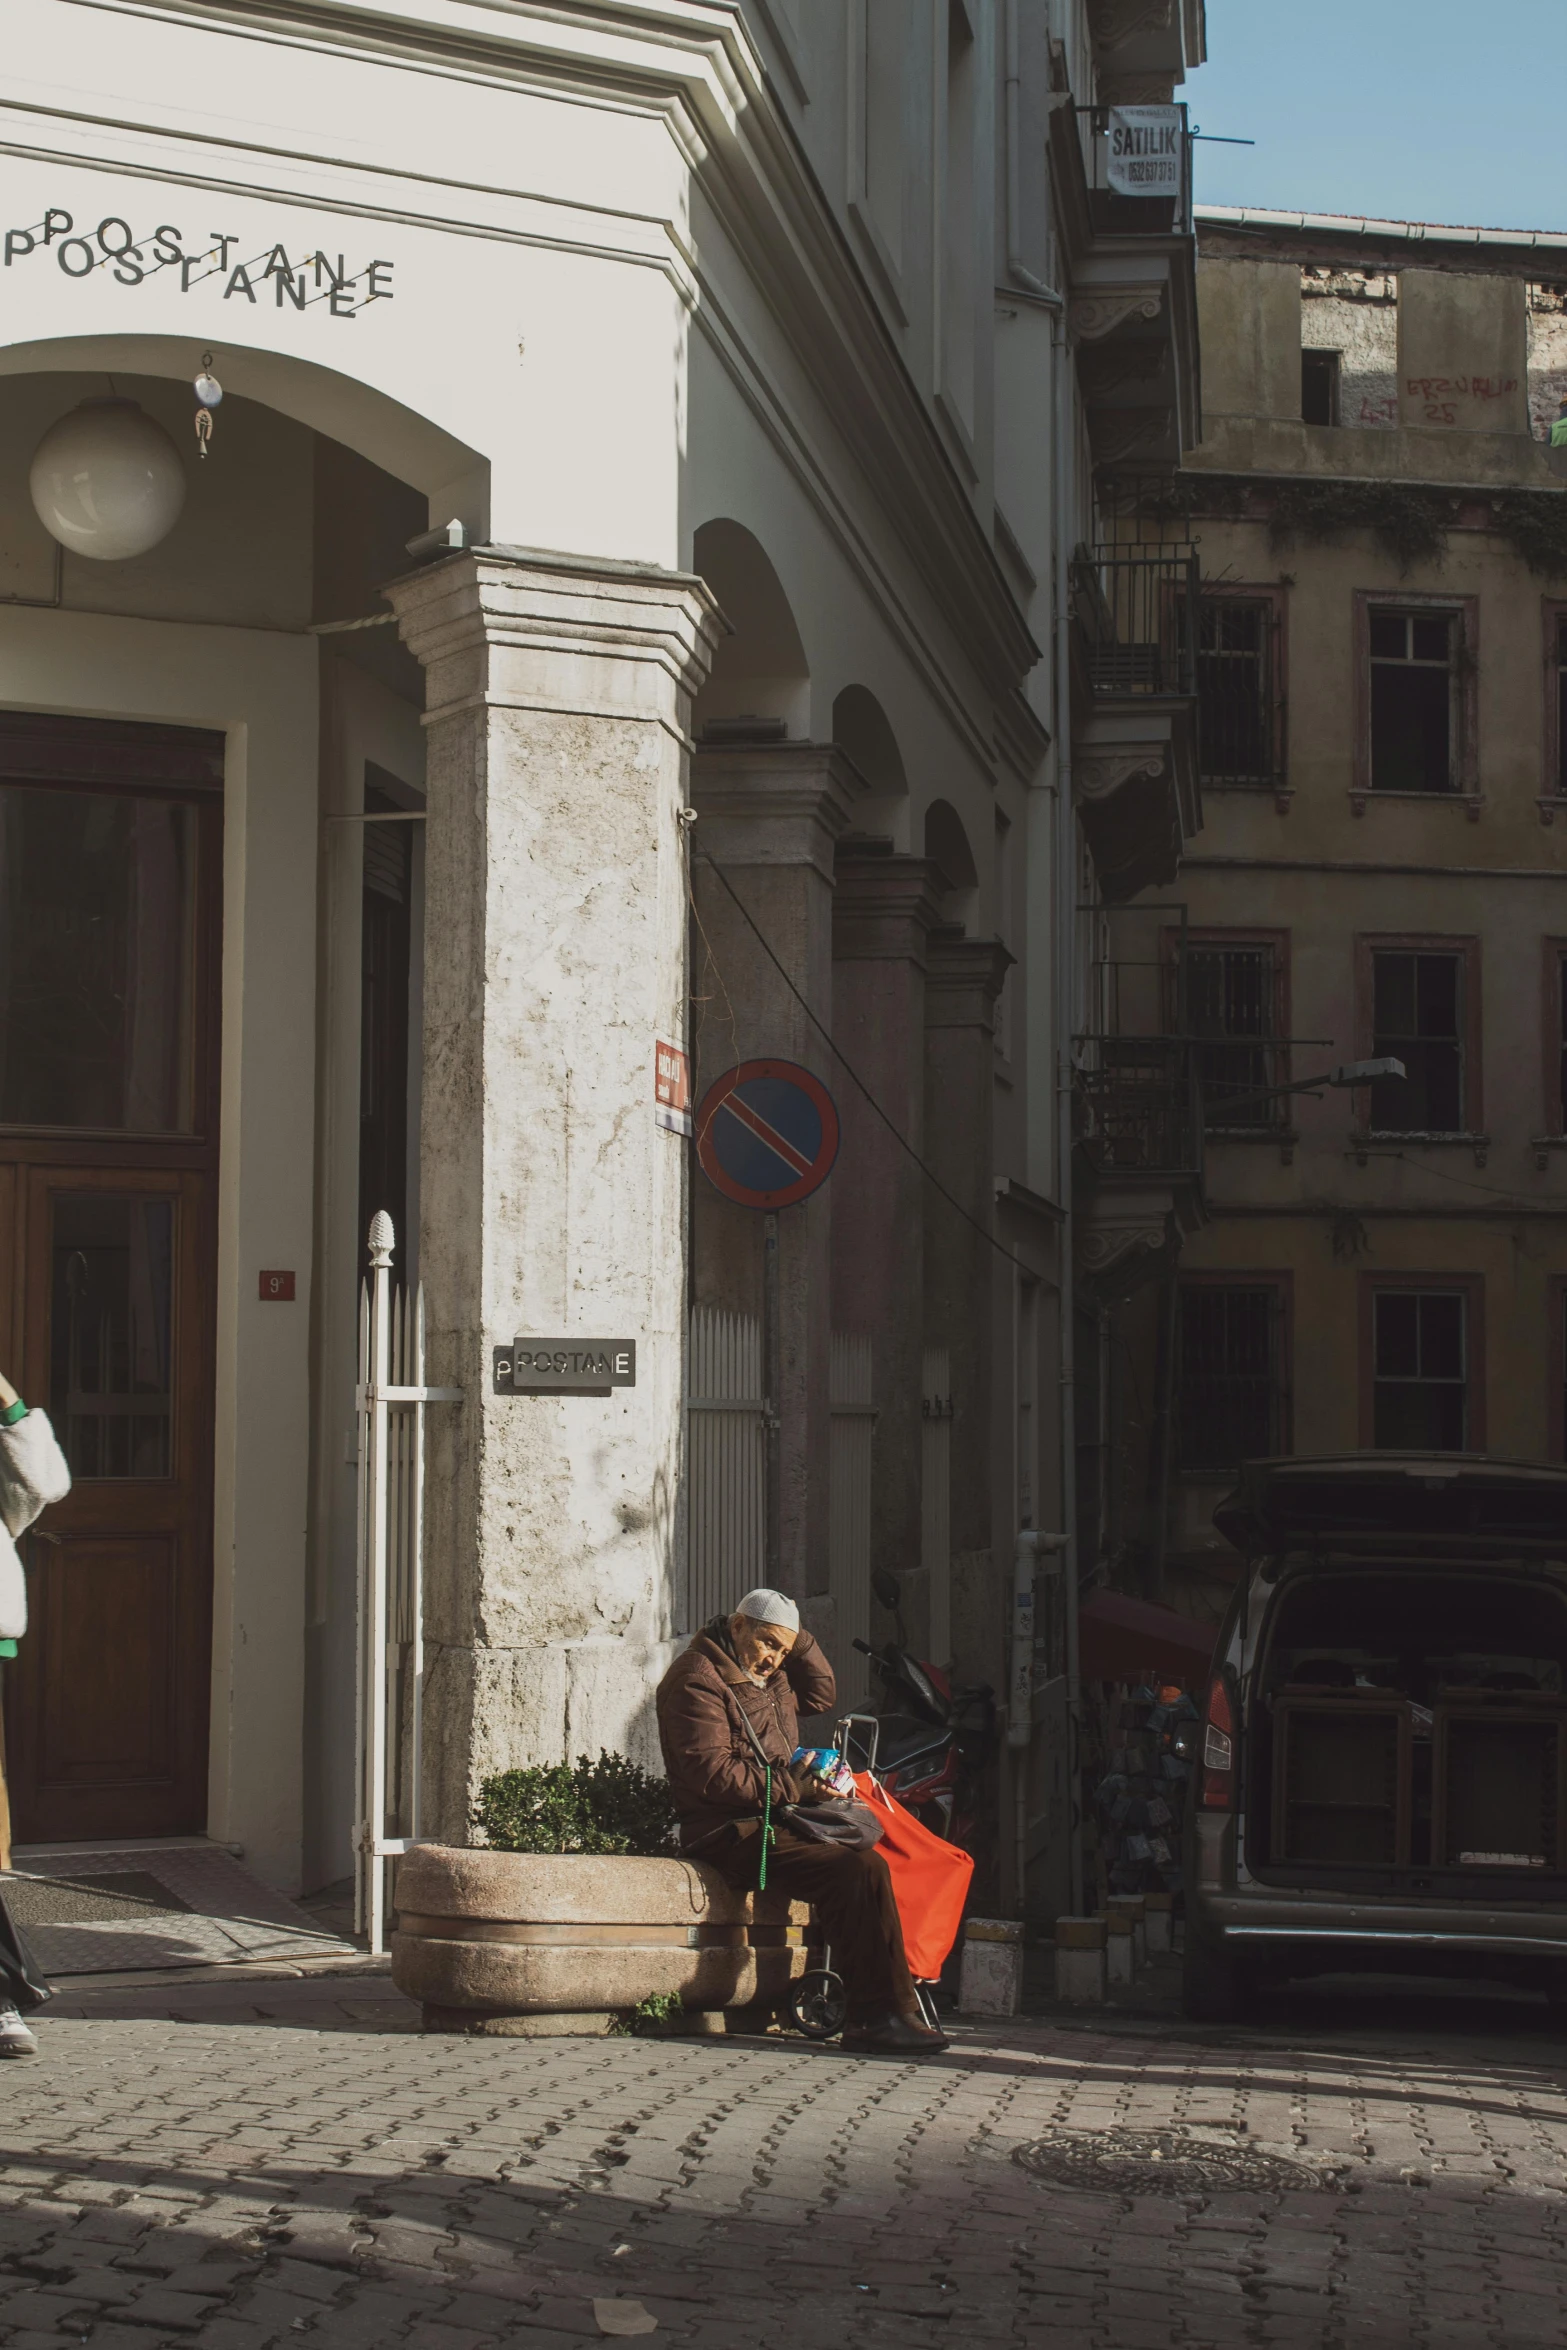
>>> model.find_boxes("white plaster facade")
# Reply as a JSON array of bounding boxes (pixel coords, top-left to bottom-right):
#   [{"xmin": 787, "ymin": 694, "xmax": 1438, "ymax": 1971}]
[{"xmin": 0, "ymin": 0, "xmax": 1202, "ymax": 1911}]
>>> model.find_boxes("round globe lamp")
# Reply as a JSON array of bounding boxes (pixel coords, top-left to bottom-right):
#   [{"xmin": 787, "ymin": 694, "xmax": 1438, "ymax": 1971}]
[{"xmin": 29, "ymin": 399, "xmax": 187, "ymax": 561}]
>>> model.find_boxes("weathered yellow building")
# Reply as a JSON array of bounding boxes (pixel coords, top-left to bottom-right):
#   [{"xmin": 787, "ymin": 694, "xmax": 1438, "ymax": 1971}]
[{"xmin": 1092, "ymin": 206, "xmax": 1567, "ymax": 1622}]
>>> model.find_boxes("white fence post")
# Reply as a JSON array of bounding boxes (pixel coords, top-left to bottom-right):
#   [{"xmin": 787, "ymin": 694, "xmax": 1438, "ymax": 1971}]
[{"xmin": 354, "ymin": 1213, "xmax": 463, "ymax": 1956}]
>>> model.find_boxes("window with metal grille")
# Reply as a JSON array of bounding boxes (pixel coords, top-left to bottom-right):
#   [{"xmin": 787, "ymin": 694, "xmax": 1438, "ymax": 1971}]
[
  {"xmin": 1187, "ymin": 941, "xmax": 1281, "ymax": 1127},
  {"xmin": 1558, "ymin": 950, "xmax": 1567, "ymax": 1132},
  {"xmin": 1558, "ymin": 618, "xmax": 1567, "ymax": 798},
  {"xmin": 1372, "ymin": 1289, "xmax": 1466, "ymax": 1450},
  {"xmin": 1177, "ymin": 1284, "xmax": 1282, "ymax": 1475},
  {"xmin": 1369, "ymin": 609, "xmax": 1456, "ymax": 792},
  {"xmin": 1370, "ymin": 949, "xmax": 1463, "ymax": 1130},
  {"xmin": 1197, "ymin": 596, "xmax": 1274, "ymax": 784},
  {"xmin": 1301, "ymin": 348, "xmax": 1340, "ymax": 426}
]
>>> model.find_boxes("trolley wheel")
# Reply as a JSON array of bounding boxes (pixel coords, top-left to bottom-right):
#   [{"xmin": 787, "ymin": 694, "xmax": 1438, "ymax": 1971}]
[{"xmin": 786, "ymin": 1968, "xmax": 848, "ymax": 2040}]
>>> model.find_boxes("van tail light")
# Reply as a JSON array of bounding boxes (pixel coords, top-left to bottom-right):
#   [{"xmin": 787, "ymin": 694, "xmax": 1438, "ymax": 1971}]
[{"xmin": 1201, "ymin": 1674, "xmax": 1234, "ymax": 1810}]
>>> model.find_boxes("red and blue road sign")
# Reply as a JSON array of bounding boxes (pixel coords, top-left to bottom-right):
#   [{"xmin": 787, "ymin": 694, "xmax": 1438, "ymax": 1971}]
[{"xmin": 694, "ymin": 1059, "xmax": 840, "ymax": 1209}]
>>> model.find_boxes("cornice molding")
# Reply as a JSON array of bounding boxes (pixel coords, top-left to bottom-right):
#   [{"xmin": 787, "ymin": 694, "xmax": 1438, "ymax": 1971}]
[
  {"xmin": 831, "ymin": 850, "xmax": 946, "ymax": 964},
  {"xmin": 925, "ymin": 932, "xmax": 1014, "ymax": 1029},
  {"xmin": 384, "ymin": 542, "xmax": 725, "ymax": 723},
  {"xmin": 691, "ymin": 738, "xmax": 866, "ymax": 882},
  {"xmin": 141, "ymin": 0, "xmax": 1039, "ymax": 706},
  {"xmin": 1072, "ymin": 285, "xmax": 1166, "ymax": 345}
]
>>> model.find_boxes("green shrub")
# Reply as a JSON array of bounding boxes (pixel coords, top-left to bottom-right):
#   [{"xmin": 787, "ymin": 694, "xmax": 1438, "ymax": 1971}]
[
  {"xmin": 610, "ymin": 1991, "xmax": 684, "ymax": 2038},
  {"xmin": 472, "ymin": 1750, "xmax": 678, "ymax": 1857}
]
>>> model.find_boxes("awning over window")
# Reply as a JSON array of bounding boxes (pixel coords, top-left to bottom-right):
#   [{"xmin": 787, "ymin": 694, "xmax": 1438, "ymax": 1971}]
[{"xmin": 1079, "ymin": 1587, "xmax": 1217, "ymax": 1686}]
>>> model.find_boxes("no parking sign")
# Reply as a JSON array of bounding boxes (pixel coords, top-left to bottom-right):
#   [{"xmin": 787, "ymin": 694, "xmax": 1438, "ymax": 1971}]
[{"xmin": 694, "ymin": 1059, "xmax": 840, "ymax": 1209}]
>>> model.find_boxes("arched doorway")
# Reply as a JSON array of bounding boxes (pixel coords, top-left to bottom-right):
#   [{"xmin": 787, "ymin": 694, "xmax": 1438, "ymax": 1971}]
[{"xmin": 0, "ymin": 350, "xmax": 485, "ymax": 1859}]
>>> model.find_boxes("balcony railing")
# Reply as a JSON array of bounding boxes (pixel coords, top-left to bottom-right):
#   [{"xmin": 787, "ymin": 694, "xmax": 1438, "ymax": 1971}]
[
  {"xmin": 1077, "ymin": 101, "xmax": 1194, "ymax": 238},
  {"xmin": 1073, "ymin": 1037, "xmax": 1204, "ymax": 1182},
  {"xmin": 1073, "ymin": 547, "xmax": 1199, "ymax": 701}
]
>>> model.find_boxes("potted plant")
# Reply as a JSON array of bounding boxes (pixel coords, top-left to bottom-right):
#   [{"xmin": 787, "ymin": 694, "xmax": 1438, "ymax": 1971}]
[{"xmin": 390, "ymin": 1752, "xmax": 819, "ymax": 2034}]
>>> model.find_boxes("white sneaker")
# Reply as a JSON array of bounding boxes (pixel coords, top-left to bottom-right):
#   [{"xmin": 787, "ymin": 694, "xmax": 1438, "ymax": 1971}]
[{"xmin": 0, "ymin": 2003, "xmax": 38, "ymax": 2057}]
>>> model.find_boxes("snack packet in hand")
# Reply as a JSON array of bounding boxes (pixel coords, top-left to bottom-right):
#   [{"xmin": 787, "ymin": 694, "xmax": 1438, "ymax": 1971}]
[{"xmin": 791, "ymin": 1745, "xmax": 856, "ymax": 1799}]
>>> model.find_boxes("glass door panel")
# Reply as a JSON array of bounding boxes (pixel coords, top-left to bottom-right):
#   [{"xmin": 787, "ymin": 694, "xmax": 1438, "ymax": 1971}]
[
  {"xmin": 0, "ymin": 785, "xmax": 198, "ymax": 1132},
  {"xmin": 49, "ymin": 1193, "xmax": 174, "ymax": 1479}
]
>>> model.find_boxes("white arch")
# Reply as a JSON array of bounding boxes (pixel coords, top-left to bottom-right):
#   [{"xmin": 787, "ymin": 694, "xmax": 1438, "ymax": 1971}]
[
  {"xmin": 691, "ymin": 517, "xmax": 810, "ymax": 738},
  {"xmin": 0, "ymin": 333, "xmax": 487, "ymax": 528}
]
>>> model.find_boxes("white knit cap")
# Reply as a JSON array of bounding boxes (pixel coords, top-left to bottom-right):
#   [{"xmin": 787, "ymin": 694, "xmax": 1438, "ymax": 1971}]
[{"xmin": 734, "ymin": 1587, "xmax": 800, "ymax": 1632}]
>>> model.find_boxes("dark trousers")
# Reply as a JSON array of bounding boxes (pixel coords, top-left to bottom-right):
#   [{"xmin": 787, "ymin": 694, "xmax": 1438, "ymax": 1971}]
[
  {"xmin": 0, "ymin": 1890, "xmax": 48, "ymax": 2014},
  {"xmin": 712, "ymin": 1826, "xmax": 919, "ymax": 2026}
]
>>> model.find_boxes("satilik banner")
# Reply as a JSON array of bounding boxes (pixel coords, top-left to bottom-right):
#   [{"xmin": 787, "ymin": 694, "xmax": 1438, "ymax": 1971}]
[{"xmin": 1105, "ymin": 106, "xmax": 1184, "ymax": 198}]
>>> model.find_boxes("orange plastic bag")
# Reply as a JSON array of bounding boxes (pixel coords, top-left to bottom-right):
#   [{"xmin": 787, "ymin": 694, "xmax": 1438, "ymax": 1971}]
[{"xmin": 852, "ymin": 1772, "xmax": 974, "ymax": 1981}]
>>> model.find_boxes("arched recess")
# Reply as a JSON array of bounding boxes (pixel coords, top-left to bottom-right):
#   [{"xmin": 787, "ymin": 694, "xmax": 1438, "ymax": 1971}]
[
  {"xmin": 923, "ymin": 798, "xmax": 979, "ymax": 929},
  {"xmin": 691, "ymin": 518, "xmax": 810, "ymax": 739},
  {"xmin": 832, "ymin": 684, "xmax": 908, "ymax": 844},
  {"xmin": 0, "ymin": 333, "xmax": 488, "ymax": 530}
]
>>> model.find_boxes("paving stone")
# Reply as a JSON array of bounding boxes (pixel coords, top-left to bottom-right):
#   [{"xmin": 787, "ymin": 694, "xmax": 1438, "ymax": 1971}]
[{"xmin": 12, "ymin": 1987, "xmax": 1567, "ymax": 2347}]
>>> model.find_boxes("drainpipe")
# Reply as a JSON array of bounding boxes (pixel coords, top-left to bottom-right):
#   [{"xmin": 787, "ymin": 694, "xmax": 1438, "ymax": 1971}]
[
  {"xmin": 1002, "ymin": 0, "xmax": 1078, "ymax": 1914},
  {"xmin": 1008, "ymin": 1525, "xmax": 1068, "ymax": 1913},
  {"xmin": 1052, "ymin": 239, "xmax": 1083, "ymax": 1920}
]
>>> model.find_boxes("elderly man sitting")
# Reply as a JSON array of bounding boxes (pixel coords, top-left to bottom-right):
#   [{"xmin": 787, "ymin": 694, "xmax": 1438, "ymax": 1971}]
[{"xmin": 656, "ymin": 1588, "xmax": 946, "ymax": 2054}]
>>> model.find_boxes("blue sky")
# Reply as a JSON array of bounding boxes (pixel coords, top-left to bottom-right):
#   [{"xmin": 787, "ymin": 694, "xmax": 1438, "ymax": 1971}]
[{"xmin": 1188, "ymin": 2, "xmax": 1567, "ymax": 235}]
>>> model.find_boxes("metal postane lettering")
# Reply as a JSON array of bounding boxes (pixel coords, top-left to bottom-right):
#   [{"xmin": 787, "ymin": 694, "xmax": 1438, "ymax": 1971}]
[{"xmin": 494, "ymin": 1340, "xmax": 637, "ymax": 1394}]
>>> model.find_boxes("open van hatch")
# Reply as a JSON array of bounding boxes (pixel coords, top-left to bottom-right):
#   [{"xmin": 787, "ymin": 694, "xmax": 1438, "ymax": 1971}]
[
  {"xmin": 1250, "ymin": 1566, "xmax": 1567, "ymax": 1895},
  {"xmin": 1187, "ymin": 1454, "xmax": 1567, "ymax": 2014},
  {"xmin": 1215, "ymin": 1451, "xmax": 1567, "ymax": 1554}
]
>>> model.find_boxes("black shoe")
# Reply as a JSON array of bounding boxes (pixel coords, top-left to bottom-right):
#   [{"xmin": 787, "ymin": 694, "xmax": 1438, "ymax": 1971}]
[{"xmin": 840, "ymin": 2012, "xmax": 949, "ymax": 2055}]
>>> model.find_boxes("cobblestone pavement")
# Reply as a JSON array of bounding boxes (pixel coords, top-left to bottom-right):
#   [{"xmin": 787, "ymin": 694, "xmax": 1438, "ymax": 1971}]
[{"xmin": 5, "ymin": 1973, "xmax": 1567, "ymax": 2348}]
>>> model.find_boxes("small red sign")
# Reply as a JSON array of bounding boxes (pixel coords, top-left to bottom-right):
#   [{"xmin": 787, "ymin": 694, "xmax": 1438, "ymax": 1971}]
[
  {"xmin": 655, "ymin": 1040, "xmax": 692, "ymax": 1136},
  {"xmin": 259, "ymin": 1270, "xmax": 296, "ymax": 1301},
  {"xmin": 655, "ymin": 1041, "xmax": 690, "ymax": 1113}
]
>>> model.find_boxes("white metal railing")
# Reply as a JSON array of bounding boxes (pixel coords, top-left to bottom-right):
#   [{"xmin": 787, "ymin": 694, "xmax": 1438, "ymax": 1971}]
[
  {"xmin": 829, "ymin": 1332, "xmax": 875, "ymax": 1702},
  {"xmin": 685, "ymin": 1305, "xmax": 766, "ymax": 1630},
  {"xmin": 354, "ymin": 1212, "xmax": 462, "ymax": 1956}
]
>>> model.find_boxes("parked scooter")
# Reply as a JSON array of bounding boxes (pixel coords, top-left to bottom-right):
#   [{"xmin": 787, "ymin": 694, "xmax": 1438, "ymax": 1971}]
[{"xmin": 842, "ymin": 1568, "xmax": 996, "ymax": 1845}]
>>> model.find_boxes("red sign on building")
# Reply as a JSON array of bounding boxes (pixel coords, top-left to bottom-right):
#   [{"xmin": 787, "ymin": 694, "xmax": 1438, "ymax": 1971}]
[{"xmin": 655, "ymin": 1041, "xmax": 692, "ymax": 1137}]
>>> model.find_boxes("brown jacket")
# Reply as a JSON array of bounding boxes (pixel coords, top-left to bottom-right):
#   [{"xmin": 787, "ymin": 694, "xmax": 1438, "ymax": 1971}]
[{"xmin": 656, "ymin": 1622, "xmax": 837, "ymax": 1849}]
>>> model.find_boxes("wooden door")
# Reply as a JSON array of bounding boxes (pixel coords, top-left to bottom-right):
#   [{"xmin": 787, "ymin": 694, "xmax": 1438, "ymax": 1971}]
[
  {"xmin": 8, "ymin": 1169, "xmax": 214, "ymax": 1839},
  {"xmin": 0, "ymin": 714, "xmax": 222, "ymax": 1844}
]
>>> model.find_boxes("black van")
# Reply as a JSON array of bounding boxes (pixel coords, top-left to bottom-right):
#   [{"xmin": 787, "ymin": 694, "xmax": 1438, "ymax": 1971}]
[{"xmin": 1185, "ymin": 1452, "xmax": 1567, "ymax": 2018}]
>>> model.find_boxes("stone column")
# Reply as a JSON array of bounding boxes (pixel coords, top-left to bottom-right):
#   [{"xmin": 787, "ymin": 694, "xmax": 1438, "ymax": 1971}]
[
  {"xmin": 831, "ymin": 846, "xmax": 943, "ymax": 1651},
  {"xmin": 688, "ymin": 743, "xmax": 864, "ymax": 1612},
  {"xmin": 924, "ymin": 932, "xmax": 1010, "ymax": 1690},
  {"xmin": 387, "ymin": 549, "xmax": 722, "ymax": 1837}
]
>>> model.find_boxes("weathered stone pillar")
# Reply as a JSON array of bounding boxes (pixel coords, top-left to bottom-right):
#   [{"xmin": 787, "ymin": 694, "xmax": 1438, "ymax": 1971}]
[
  {"xmin": 924, "ymin": 932, "xmax": 1010, "ymax": 1690},
  {"xmin": 688, "ymin": 742, "xmax": 863, "ymax": 1611},
  {"xmin": 831, "ymin": 845, "xmax": 943, "ymax": 1651},
  {"xmin": 387, "ymin": 549, "xmax": 722, "ymax": 1837}
]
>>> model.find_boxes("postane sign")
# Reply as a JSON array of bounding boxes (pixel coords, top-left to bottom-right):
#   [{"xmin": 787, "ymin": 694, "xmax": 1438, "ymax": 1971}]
[{"xmin": 2, "ymin": 205, "xmax": 393, "ymax": 318}]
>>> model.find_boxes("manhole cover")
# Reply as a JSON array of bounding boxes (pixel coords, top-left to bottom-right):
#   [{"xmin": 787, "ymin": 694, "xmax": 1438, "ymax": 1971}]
[{"xmin": 1015, "ymin": 2127, "xmax": 1323, "ymax": 2197}]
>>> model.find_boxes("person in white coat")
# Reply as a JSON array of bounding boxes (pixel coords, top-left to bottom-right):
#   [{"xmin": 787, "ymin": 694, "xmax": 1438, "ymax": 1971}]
[{"xmin": 0, "ymin": 1366, "xmax": 71, "ymax": 2056}]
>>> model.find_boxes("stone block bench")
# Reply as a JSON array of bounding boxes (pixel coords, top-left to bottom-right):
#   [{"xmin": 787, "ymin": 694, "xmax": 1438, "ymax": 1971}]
[{"xmin": 390, "ymin": 1844, "xmax": 821, "ymax": 2035}]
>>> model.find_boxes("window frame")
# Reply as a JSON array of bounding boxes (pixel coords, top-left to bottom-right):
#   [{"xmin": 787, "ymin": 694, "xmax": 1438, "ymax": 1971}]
[
  {"xmin": 1163, "ymin": 924, "xmax": 1291, "ymax": 1135},
  {"xmin": 1301, "ymin": 347, "xmax": 1341, "ymax": 427},
  {"xmin": 1352, "ymin": 590, "xmax": 1480, "ymax": 813},
  {"xmin": 1542, "ymin": 599, "xmax": 1567, "ymax": 819},
  {"xmin": 1354, "ymin": 932, "xmax": 1482, "ymax": 1138},
  {"xmin": 1174, "ymin": 1271, "xmax": 1294, "ymax": 1479},
  {"xmin": 1193, "ymin": 582, "xmax": 1289, "ymax": 805},
  {"xmin": 1541, "ymin": 939, "xmax": 1567, "ymax": 1138},
  {"xmin": 1358, "ymin": 1271, "xmax": 1485, "ymax": 1452},
  {"xmin": 1551, "ymin": 1276, "xmax": 1567, "ymax": 1465}
]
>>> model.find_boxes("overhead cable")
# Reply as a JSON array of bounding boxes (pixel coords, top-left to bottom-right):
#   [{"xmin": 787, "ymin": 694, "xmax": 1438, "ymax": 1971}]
[{"xmin": 695, "ymin": 851, "xmax": 1039, "ymax": 1277}]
